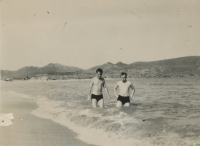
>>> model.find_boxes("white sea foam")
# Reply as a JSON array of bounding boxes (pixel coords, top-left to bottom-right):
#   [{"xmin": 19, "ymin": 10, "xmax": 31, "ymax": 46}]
[
  {"xmin": 0, "ymin": 113, "xmax": 14, "ymax": 126},
  {"xmin": 31, "ymin": 96, "xmax": 200, "ymax": 146},
  {"xmin": 31, "ymin": 97, "xmax": 151, "ymax": 146}
]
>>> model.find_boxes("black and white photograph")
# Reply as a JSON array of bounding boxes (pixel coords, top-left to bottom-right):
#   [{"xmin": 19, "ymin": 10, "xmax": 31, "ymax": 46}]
[{"xmin": 1, "ymin": 0, "xmax": 200, "ymax": 146}]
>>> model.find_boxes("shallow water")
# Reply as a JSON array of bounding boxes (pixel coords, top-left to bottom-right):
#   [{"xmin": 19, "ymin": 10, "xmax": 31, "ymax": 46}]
[{"xmin": 1, "ymin": 78, "xmax": 200, "ymax": 146}]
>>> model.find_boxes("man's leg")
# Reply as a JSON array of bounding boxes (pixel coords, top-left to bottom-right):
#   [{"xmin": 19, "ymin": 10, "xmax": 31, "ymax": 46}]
[
  {"xmin": 92, "ymin": 99, "xmax": 97, "ymax": 108},
  {"xmin": 124, "ymin": 102, "xmax": 130, "ymax": 107},
  {"xmin": 116, "ymin": 101, "xmax": 122, "ymax": 107},
  {"xmin": 98, "ymin": 99, "xmax": 104, "ymax": 108}
]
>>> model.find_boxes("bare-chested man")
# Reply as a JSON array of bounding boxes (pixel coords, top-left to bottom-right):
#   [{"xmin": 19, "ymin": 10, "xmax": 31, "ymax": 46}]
[
  {"xmin": 88, "ymin": 68, "xmax": 110, "ymax": 108},
  {"xmin": 114, "ymin": 72, "xmax": 135, "ymax": 107}
]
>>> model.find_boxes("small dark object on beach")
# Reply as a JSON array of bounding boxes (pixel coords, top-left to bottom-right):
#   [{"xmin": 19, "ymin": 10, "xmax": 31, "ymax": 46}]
[
  {"xmin": 143, "ymin": 120, "xmax": 146, "ymax": 121},
  {"xmin": 2, "ymin": 120, "xmax": 4, "ymax": 122}
]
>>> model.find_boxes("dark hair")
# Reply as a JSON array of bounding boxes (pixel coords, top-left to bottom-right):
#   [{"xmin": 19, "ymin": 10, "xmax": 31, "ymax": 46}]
[
  {"xmin": 121, "ymin": 72, "xmax": 127, "ymax": 77},
  {"xmin": 96, "ymin": 68, "xmax": 103, "ymax": 74}
]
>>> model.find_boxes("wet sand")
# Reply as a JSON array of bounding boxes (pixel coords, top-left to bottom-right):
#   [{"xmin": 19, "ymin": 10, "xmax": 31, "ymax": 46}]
[{"xmin": 0, "ymin": 92, "xmax": 96, "ymax": 146}]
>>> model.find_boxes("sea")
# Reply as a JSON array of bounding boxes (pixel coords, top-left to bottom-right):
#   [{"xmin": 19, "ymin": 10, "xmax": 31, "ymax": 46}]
[{"xmin": 1, "ymin": 77, "xmax": 200, "ymax": 146}]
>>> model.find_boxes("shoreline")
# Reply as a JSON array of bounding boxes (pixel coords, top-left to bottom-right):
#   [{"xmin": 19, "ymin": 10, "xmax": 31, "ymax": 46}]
[
  {"xmin": 0, "ymin": 92, "xmax": 96, "ymax": 146},
  {"xmin": 1, "ymin": 76, "xmax": 199, "ymax": 83}
]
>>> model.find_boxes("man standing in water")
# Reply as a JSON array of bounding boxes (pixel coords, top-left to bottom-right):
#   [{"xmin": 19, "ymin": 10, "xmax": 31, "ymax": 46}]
[
  {"xmin": 88, "ymin": 68, "xmax": 110, "ymax": 108},
  {"xmin": 114, "ymin": 72, "xmax": 135, "ymax": 107}
]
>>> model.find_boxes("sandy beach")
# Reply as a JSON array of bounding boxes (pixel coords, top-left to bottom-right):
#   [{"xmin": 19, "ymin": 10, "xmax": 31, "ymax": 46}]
[{"xmin": 0, "ymin": 92, "xmax": 96, "ymax": 146}]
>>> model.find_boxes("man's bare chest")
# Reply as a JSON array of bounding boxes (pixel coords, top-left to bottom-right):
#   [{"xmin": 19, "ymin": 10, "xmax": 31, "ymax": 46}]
[
  {"xmin": 93, "ymin": 79, "xmax": 104, "ymax": 86},
  {"xmin": 119, "ymin": 82, "xmax": 130, "ymax": 89}
]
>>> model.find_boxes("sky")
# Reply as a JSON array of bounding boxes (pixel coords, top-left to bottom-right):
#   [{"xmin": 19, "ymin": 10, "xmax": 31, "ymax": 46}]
[{"xmin": 1, "ymin": 0, "xmax": 200, "ymax": 70}]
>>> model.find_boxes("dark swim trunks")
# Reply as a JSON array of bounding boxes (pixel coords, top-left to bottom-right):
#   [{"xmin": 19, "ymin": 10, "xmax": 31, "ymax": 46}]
[
  {"xmin": 117, "ymin": 95, "xmax": 130, "ymax": 105},
  {"xmin": 91, "ymin": 94, "xmax": 103, "ymax": 103}
]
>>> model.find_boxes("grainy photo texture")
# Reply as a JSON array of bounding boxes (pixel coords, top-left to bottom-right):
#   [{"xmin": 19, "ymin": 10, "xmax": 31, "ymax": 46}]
[{"xmin": 1, "ymin": 0, "xmax": 200, "ymax": 146}]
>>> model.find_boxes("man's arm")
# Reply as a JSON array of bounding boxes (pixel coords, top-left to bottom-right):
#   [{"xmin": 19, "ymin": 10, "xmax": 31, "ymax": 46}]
[
  {"xmin": 88, "ymin": 80, "xmax": 94, "ymax": 100},
  {"xmin": 103, "ymin": 80, "xmax": 110, "ymax": 99},
  {"xmin": 130, "ymin": 83, "xmax": 135, "ymax": 98},
  {"xmin": 114, "ymin": 83, "xmax": 119, "ymax": 98}
]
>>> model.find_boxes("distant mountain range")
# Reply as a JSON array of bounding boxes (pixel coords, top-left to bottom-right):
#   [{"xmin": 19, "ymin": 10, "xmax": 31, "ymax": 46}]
[
  {"xmin": 1, "ymin": 56, "xmax": 200, "ymax": 79},
  {"xmin": 1, "ymin": 63, "xmax": 83, "ymax": 78},
  {"xmin": 87, "ymin": 56, "xmax": 200, "ymax": 76}
]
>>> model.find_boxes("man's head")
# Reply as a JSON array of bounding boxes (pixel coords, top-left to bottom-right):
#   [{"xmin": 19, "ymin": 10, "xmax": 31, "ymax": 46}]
[
  {"xmin": 120, "ymin": 72, "xmax": 127, "ymax": 82},
  {"xmin": 96, "ymin": 68, "xmax": 103, "ymax": 79}
]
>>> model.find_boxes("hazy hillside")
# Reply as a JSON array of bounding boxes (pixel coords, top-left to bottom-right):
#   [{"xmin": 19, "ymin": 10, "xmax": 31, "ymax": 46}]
[
  {"xmin": 1, "ymin": 56, "xmax": 200, "ymax": 79},
  {"xmin": 37, "ymin": 63, "xmax": 83, "ymax": 73},
  {"xmin": 1, "ymin": 63, "xmax": 83, "ymax": 78},
  {"xmin": 87, "ymin": 62, "xmax": 127, "ymax": 73},
  {"xmin": 87, "ymin": 56, "xmax": 200, "ymax": 77}
]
